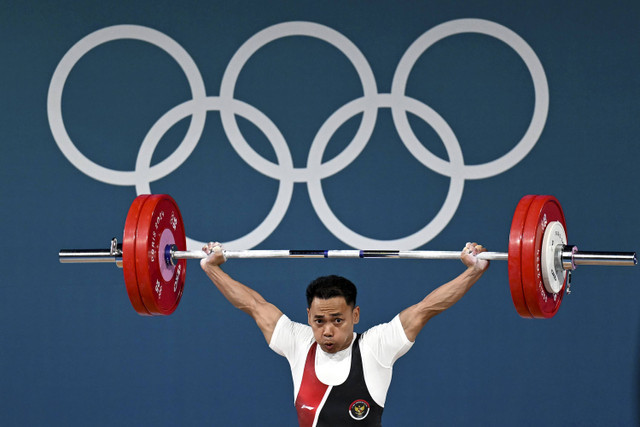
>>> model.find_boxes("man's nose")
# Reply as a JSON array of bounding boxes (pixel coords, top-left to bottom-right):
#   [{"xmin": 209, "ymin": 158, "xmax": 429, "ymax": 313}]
[{"xmin": 322, "ymin": 325, "xmax": 333, "ymax": 337}]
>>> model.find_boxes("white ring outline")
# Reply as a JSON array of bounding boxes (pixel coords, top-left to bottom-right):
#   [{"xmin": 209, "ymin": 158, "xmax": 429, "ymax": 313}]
[
  {"xmin": 47, "ymin": 25, "xmax": 207, "ymax": 186},
  {"xmin": 307, "ymin": 93, "xmax": 465, "ymax": 249},
  {"xmin": 392, "ymin": 18, "xmax": 548, "ymax": 179},
  {"xmin": 219, "ymin": 21, "xmax": 379, "ymax": 182}
]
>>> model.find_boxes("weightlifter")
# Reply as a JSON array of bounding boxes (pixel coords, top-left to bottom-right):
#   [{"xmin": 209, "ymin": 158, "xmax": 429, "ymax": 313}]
[{"xmin": 200, "ymin": 241, "xmax": 489, "ymax": 426}]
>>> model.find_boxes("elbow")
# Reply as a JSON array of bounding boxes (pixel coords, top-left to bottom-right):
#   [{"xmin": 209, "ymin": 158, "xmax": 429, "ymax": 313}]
[
  {"xmin": 419, "ymin": 297, "xmax": 452, "ymax": 319},
  {"xmin": 401, "ymin": 304, "xmax": 440, "ymax": 342},
  {"xmin": 412, "ymin": 302, "xmax": 442, "ymax": 326},
  {"xmin": 235, "ymin": 298, "xmax": 258, "ymax": 314},
  {"xmin": 420, "ymin": 305, "xmax": 443, "ymax": 323},
  {"xmin": 235, "ymin": 297, "xmax": 268, "ymax": 317}
]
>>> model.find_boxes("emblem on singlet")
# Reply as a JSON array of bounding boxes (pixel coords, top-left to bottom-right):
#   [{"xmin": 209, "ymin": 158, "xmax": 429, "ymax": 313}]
[{"xmin": 349, "ymin": 399, "xmax": 370, "ymax": 420}]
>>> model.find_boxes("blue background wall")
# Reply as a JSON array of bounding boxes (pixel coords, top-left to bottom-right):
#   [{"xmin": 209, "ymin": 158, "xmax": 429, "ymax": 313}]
[{"xmin": 2, "ymin": 1, "xmax": 639, "ymax": 425}]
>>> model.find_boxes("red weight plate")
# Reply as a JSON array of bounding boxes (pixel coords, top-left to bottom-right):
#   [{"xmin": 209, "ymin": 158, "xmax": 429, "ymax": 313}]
[
  {"xmin": 135, "ymin": 194, "xmax": 187, "ymax": 316},
  {"xmin": 521, "ymin": 195, "xmax": 567, "ymax": 319},
  {"xmin": 123, "ymin": 194, "xmax": 151, "ymax": 316},
  {"xmin": 507, "ymin": 195, "xmax": 536, "ymax": 318}
]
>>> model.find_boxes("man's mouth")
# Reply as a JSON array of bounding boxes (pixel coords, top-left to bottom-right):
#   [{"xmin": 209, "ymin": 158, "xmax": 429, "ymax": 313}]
[{"xmin": 323, "ymin": 343, "xmax": 335, "ymax": 351}]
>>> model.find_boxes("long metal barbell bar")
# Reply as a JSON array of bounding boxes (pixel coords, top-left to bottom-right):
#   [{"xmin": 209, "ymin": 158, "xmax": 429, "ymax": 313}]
[
  {"xmin": 60, "ymin": 245, "xmax": 635, "ymax": 266},
  {"xmin": 58, "ymin": 194, "xmax": 636, "ymax": 318}
]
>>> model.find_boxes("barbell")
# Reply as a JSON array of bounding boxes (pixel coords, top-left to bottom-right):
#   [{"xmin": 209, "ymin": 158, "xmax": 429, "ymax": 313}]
[{"xmin": 59, "ymin": 194, "xmax": 636, "ymax": 318}]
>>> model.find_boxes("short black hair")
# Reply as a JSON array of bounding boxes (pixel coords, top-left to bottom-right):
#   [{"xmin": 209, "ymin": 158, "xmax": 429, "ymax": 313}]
[{"xmin": 306, "ymin": 275, "xmax": 357, "ymax": 308}]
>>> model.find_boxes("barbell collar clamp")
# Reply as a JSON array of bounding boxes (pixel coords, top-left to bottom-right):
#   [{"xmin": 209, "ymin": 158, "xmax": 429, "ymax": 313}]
[{"xmin": 561, "ymin": 245, "xmax": 578, "ymax": 271}]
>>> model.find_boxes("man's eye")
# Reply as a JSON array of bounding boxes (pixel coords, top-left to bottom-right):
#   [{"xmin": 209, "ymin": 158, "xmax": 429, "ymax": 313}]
[{"xmin": 335, "ymin": 319, "xmax": 343, "ymax": 324}]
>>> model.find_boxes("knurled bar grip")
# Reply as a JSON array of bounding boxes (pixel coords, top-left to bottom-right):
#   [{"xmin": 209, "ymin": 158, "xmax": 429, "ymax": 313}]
[{"xmin": 173, "ymin": 249, "xmax": 510, "ymax": 260}]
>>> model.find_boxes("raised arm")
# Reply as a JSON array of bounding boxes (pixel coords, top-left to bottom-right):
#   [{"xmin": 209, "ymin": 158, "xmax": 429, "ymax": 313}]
[
  {"xmin": 200, "ymin": 242, "xmax": 283, "ymax": 344},
  {"xmin": 399, "ymin": 242, "xmax": 489, "ymax": 342}
]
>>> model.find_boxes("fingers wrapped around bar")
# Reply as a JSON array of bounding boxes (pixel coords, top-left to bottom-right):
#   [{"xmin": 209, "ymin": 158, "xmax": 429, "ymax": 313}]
[
  {"xmin": 201, "ymin": 242, "xmax": 227, "ymax": 268},
  {"xmin": 461, "ymin": 242, "xmax": 490, "ymax": 272}
]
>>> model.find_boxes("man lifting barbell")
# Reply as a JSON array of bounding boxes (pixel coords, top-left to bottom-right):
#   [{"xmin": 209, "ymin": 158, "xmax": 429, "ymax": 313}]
[
  {"xmin": 200, "ymin": 240, "xmax": 489, "ymax": 426},
  {"xmin": 58, "ymin": 194, "xmax": 636, "ymax": 423},
  {"xmin": 58, "ymin": 194, "xmax": 636, "ymax": 319}
]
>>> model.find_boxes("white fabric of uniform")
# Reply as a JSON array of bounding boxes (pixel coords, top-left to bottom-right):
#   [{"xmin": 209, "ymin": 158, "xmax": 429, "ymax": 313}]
[{"xmin": 269, "ymin": 314, "xmax": 414, "ymax": 407}]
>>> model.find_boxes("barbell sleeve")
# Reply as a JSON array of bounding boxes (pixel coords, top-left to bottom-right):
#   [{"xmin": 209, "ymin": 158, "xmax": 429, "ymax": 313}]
[
  {"xmin": 59, "ymin": 249, "xmax": 122, "ymax": 263},
  {"xmin": 563, "ymin": 250, "xmax": 637, "ymax": 267},
  {"xmin": 59, "ymin": 238, "xmax": 123, "ymax": 267}
]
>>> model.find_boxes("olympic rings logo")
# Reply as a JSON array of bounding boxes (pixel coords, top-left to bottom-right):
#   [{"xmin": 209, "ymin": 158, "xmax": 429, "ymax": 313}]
[{"xmin": 48, "ymin": 19, "xmax": 548, "ymax": 250}]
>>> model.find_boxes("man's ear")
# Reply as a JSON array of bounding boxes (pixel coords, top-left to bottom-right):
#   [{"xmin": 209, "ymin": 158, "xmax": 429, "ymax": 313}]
[
  {"xmin": 307, "ymin": 307, "xmax": 311, "ymax": 325},
  {"xmin": 352, "ymin": 306, "xmax": 360, "ymax": 324}
]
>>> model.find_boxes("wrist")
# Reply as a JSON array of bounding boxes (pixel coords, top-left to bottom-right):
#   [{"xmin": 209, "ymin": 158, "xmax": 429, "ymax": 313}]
[{"xmin": 465, "ymin": 265, "xmax": 486, "ymax": 278}]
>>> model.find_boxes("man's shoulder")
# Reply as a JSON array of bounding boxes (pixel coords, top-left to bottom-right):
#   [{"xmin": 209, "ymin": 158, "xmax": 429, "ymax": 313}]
[
  {"xmin": 360, "ymin": 314, "xmax": 401, "ymax": 340},
  {"xmin": 270, "ymin": 314, "xmax": 314, "ymax": 355},
  {"xmin": 359, "ymin": 314, "xmax": 413, "ymax": 367},
  {"xmin": 277, "ymin": 314, "xmax": 312, "ymax": 335}
]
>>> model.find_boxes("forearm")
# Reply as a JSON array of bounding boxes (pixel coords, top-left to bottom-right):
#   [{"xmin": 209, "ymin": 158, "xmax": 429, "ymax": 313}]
[{"xmin": 200, "ymin": 242, "xmax": 283, "ymax": 343}]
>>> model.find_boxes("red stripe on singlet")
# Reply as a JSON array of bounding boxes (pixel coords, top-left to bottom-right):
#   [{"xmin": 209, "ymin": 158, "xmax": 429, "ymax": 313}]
[{"xmin": 295, "ymin": 342, "xmax": 329, "ymax": 427}]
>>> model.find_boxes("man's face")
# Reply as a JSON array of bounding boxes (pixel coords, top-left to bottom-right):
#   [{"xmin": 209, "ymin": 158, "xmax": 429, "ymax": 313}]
[{"xmin": 307, "ymin": 296, "xmax": 360, "ymax": 354}]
